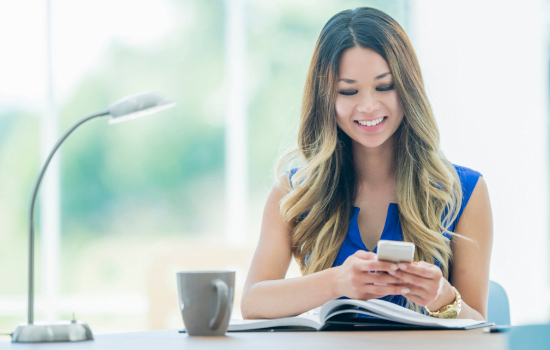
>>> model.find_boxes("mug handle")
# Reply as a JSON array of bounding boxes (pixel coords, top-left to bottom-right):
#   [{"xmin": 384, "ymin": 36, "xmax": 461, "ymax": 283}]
[{"xmin": 209, "ymin": 278, "xmax": 229, "ymax": 330}]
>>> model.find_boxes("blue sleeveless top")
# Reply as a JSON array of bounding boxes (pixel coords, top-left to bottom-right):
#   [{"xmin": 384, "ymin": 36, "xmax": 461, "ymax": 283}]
[{"xmin": 289, "ymin": 164, "xmax": 482, "ymax": 310}]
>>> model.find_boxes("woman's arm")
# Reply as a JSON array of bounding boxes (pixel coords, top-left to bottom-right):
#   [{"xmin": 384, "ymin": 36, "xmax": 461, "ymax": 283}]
[
  {"xmin": 448, "ymin": 175, "xmax": 493, "ymax": 320},
  {"xmin": 241, "ymin": 175, "xmax": 406, "ymax": 319},
  {"xmin": 393, "ymin": 176, "xmax": 493, "ymax": 321},
  {"xmin": 240, "ymin": 178, "xmax": 336, "ymax": 319}
]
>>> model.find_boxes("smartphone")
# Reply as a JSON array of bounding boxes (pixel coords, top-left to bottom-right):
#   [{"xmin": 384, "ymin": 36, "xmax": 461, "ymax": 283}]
[{"xmin": 377, "ymin": 240, "xmax": 415, "ymax": 264}]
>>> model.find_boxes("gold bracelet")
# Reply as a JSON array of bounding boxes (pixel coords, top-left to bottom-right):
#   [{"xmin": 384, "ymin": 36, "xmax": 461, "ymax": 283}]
[{"xmin": 425, "ymin": 286, "xmax": 461, "ymax": 319}]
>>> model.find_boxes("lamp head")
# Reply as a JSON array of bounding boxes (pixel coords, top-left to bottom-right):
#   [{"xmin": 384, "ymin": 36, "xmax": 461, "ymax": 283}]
[{"xmin": 108, "ymin": 91, "xmax": 176, "ymax": 124}]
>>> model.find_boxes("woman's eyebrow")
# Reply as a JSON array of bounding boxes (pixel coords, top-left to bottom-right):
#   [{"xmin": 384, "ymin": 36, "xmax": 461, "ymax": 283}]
[
  {"xmin": 337, "ymin": 72, "xmax": 392, "ymax": 83},
  {"xmin": 374, "ymin": 72, "xmax": 391, "ymax": 80}
]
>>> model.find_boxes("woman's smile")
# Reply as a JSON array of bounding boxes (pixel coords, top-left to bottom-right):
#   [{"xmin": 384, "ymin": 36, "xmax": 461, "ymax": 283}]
[{"xmin": 354, "ymin": 116, "xmax": 388, "ymax": 132}]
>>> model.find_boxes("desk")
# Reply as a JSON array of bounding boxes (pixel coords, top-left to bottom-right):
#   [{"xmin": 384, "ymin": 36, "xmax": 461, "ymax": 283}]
[{"xmin": 0, "ymin": 328, "xmax": 507, "ymax": 349}]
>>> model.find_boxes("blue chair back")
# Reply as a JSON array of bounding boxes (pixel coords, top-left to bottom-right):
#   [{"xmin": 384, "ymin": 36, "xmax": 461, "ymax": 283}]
[{"xmin": 487, "ymin": 280, "xmax": 510, "ymax": 325}]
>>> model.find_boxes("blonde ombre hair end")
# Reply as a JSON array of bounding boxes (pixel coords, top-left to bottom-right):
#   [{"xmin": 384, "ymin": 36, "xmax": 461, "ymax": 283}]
[{"xmin": 275, "ymin": 8, "xmax": 464, "ymax": 288}]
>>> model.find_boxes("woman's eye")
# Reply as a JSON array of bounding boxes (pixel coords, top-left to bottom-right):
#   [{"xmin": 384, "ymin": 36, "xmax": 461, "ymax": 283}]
[
  {"xmin": 339, "ymin": 90, "xmax": 358, "ymax": 96},
  {"xmin": 377, "ymin": 85, "xmax": 395, "ymax": 92},
  {"xmin": 339, "ymin": 85, "xmax": 395, "ymax": 96}
]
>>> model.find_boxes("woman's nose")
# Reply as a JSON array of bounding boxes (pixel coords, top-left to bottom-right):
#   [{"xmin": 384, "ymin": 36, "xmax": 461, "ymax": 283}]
[{"xmin": 356, "ymin": 94, "xmax": 381, "ymax": 114}]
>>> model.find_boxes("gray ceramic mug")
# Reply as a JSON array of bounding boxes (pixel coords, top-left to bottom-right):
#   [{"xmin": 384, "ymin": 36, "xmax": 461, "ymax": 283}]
[{"xmin": 176, "ymin": 270, "xmax": 235, "ymax": 336}]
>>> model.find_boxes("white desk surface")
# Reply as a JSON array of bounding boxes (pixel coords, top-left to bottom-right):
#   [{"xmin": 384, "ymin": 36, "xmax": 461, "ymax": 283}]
[{"xmin": 0, "ymin": 328, "xmax": 507, "ymax": 350}]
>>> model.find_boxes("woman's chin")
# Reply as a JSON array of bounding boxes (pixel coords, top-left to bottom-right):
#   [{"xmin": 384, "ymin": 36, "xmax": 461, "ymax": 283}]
[{"xmin": 352, "ymin": 136, "xmax": 390, "ymax": 150}]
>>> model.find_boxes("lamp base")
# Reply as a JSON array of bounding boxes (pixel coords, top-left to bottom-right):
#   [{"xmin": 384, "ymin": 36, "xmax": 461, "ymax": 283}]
[{"xmin": 11, "ymin": 320, "xmax": 93, "ymax": 343}]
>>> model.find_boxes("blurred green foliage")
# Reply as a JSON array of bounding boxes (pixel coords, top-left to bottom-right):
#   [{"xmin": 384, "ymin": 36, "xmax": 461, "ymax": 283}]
[{"xmin": 59, "ymin": 0, "xmax": 227, "ymax": 239}]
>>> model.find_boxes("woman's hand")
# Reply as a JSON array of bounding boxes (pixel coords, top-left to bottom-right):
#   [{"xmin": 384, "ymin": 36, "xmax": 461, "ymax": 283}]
[
  {"xmin": 332, "ymin": 250, "xmax": 409, "ymax": 300},
  {"xmin": 393, "ymin": 261, "xmax": 456, "ymax": 310}
]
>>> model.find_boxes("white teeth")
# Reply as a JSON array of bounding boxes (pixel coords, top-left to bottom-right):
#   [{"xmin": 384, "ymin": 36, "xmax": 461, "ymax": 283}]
[{"xmin": 357, "ymin": 117, "xmax": 384, "ymax": 126}]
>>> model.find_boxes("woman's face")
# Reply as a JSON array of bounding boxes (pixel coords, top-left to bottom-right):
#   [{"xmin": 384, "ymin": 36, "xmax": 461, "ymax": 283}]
[{"xmin": 335, "ymin": 46, "xmax": 404, "ymax": 149}]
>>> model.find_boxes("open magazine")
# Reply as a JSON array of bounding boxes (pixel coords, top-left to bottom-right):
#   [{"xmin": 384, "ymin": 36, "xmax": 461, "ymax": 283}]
[{"xmin": 227, "ymin": 298, "xmax": 493, "ymax": 331}]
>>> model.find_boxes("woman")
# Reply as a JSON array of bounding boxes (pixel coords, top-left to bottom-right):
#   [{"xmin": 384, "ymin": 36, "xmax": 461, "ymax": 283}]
[{"xmin": 241, "ymin": 7, "xmax": 492, "ymax": 321}]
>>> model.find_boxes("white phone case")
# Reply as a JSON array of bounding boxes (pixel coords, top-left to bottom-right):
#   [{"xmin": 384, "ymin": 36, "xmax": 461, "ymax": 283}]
[{"xmin": 377, "ymin": 240, "xmax": 415, "ymax": 263}]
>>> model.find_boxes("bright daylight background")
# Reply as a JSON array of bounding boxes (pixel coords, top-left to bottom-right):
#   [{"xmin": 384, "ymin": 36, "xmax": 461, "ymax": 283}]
[{"xmin": 0, "ymin": 0, "xmax": 549, "ymax": 336}]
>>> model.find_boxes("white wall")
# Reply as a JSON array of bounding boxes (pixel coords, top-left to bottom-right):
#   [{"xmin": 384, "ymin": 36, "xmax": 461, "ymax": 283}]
[{"xmin": 410, "ymin": 0, "xmax": 550, "ymax": 324}]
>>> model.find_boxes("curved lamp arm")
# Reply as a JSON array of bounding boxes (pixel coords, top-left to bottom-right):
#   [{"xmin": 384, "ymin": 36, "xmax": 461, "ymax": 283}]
[
  {"xmin": 27, "ymin": 109, "xmax": 109, "ymax": 324},
  {"xmin": 14, "ymin": 91, "xmax": 174, "ymax": 343}
]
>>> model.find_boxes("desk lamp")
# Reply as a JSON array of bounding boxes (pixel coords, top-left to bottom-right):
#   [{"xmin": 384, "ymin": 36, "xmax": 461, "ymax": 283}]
[{"xmin": 11, "ymin": 91, "xmax": 176, "ymax": 343}]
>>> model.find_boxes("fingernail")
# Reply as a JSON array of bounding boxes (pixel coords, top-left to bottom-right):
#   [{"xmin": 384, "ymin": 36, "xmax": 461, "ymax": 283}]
[
  {"xmin": 388, "ymin": 271, "xmax": 396, "ymax": 275},
  {"xmin": 398, "ymin": 264, "xmax": 407, "ymax": 270},
  {"xmin": 401, "ymin": 288, "xmax": 410, "ymax": 294},
  {"xmin": 390, "ymin": 264, "xmax": 398, "ymax": 270}
]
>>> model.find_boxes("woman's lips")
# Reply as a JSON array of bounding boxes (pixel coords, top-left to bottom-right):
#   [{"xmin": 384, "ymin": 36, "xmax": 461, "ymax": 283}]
[{"xmin": 354, "ymin": 117, "xmax": 387, "ymax": 132}]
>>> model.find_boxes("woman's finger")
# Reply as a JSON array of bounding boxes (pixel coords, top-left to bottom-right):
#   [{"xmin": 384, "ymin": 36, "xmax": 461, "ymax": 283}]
[
  {"xmin": 352, "ymin": 250, "xmax": 377, "ymax": 261},
  {"xmin": 397, "ymin": 262, "xmax": 441, "ymax": 279},
  {"xmin": 356, "ymin": 259, "xmax": 399, "ymax": 273},
  {"xmin": 365, "ymin": 272, "xmax": 404, "ymax": 285},
  {"xmin": 402, "ymin": 284, "xmax": 439, "ymax": 302},
  {"xmin": 395, "ymin": 270, "xmax": 441, "ymax": 298},
  {"xmin": 393, "ymin": 270, "xmax": 432, "ymax": 287},
  {"xmin": 365, "ymin": 283, "xmax": 411, "ymax": 296}
]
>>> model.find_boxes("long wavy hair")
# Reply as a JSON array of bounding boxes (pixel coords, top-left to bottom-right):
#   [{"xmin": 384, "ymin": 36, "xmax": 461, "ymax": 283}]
[{"xmin": 275, "ymin": 7, "xmax": 464, "ymax": 283}]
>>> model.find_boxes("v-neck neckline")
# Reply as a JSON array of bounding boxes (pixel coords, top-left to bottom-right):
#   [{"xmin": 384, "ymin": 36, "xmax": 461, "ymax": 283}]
[{"xmin": 351, "ymin": 203, "xmax": 397, "ymax": 252}]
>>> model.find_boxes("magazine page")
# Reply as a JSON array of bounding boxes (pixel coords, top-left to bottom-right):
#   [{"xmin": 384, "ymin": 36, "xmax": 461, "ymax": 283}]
[
  {"xmin": 336, "ymin": 299, "xmax": 485, "ymax": 328},
  {"xmin": 325, "ymin": 308, "xmax": 394, "ymax": 322},
  {"xmin": 320, "ymin": 299, "xmax": 382, "ymax": 323},
  {"xmin": 228, "ymin": 314, "xmax": 322, "ymax": 331}
]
